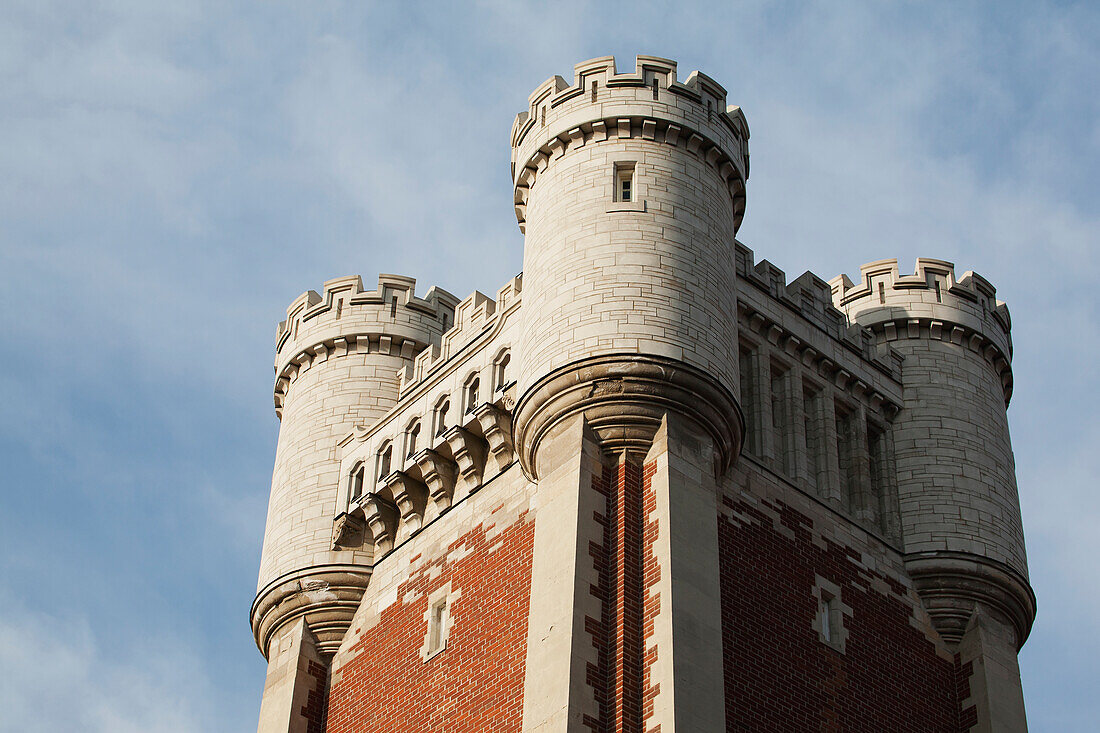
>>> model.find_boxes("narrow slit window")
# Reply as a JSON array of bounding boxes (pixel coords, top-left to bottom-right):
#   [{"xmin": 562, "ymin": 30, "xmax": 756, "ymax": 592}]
[
  {"xmin": 835, "ymin": 405, "xmax": 855, "ymax": 512},
  {"xmin": 814, "ymin": 581, "xmax": 847, "ymax": 652},
  {"xmin": 591, "ymin": 80, "xmax": 598, "ymax": 101},
  {"xmin": 934, "ymin": 279, "xmax": 943, "ymax": 303},
  {"xmin": 878, "ymin": 281, "xmax": 886, "ymax": 304},
  {"xmin": 820, "ymin": 595, "xmax": 836, "ymax": 643},
  {"xmin": 390, "ymin": 295, "xmax": 398, "ymax": 317},
  {"xmin": 614, "ymin": 163, "xmax": 635, "ymax": 203},
  {"xmin": 466, "ymin": 377, "xmax": 480, "ymax": 414},
  {"xmin": 803, "ymin": 384, "xmax": 824, "ymax": 496},
  {"xmin": 651, "ymin": 78, "xmax": 659, "ymax": 100},
  {"xmin": 350, "ymin": 464, "xmax": 365, "ymax": 501},
  {"xmin": 429, "ymin": 599, "xmax": 447, "ymax": 653},
  {"xmin": 739, "ymin": 347, "xmax": 758, "ymax": 456},
  {"xmin": 377, "ymin": 445, "xmax": 392, "ymax": 483},
  {"xmin": 771, "ymin": 361, "xmax": 792, "ymax": 476}
]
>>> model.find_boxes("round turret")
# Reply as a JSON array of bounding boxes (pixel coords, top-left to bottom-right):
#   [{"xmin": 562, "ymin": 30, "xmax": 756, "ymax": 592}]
[
  {"xmin": 510, "ymin": 55, "xmax": 749, "ymax": 476},
  {"xmin": 252, "ymin": 274, "xmax": 458, "ymax": 659},
  {"xmin": 831, "ymin": 258, "xmax": 1034, "ymax": 648}
]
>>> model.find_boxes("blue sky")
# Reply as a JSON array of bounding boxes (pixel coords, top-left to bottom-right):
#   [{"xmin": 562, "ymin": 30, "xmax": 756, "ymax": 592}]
[{"xmin": 1, "ymin": 2, "xmax": 1096, "ymax": 730}]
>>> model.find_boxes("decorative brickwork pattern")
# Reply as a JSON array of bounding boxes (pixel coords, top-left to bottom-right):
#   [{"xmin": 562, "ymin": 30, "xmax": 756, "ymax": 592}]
[
  {"xmin": 325, "ymin": 511, "xmax": 534, "ymax": 733},
  {"xmin": 718, "ymin": 494, "xmax": 963, "ymax": 732},
  {"xmin": 584, "ymin": 460, "xmax": 662, "ymax": 733},
  {"xmin": 302, "ymin": 659, "xmax": 328, "ymax": 733},
  {"xmin": 955, "ymin": 655, "xmax": 978, "ymax": 732}
]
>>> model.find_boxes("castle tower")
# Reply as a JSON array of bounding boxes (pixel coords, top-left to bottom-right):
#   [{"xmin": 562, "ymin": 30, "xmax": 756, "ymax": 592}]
[
  {"xmin": 832, "ymin": 259, "xmax": 1035, "ymax": 729},
  {"xmin": 252, "ymin": 274, "xmax": 457, "ymax": 732},
  {"xmin": 250, "ymin": 54, "xmax": 1036, "ymax": 732},
  {"xmin": 510, "ymin": 56, "xmax": 749, "ymax": 731}
]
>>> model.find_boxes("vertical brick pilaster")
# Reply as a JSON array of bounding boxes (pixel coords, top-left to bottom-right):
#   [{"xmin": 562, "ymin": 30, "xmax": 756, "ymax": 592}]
[{"xmin": 586, "ymin": 457, "xmax": 653, "ymax": 733}]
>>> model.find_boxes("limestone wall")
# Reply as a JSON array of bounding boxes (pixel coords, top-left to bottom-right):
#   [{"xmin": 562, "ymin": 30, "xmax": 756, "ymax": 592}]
[
  {"xmin": 511, "ymin": 56, "xmax": 749, "ymax": 477},
  {"xmin": 254, "ymin": 274, "xmax": 457, "ymax": 658},
  {"xmin": 832, "ymin": 259, "xmax": 1032, "ymax": 650}
]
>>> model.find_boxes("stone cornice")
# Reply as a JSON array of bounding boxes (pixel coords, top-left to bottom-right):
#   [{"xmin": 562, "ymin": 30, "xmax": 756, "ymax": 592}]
[
  {"xmin": 514, "ymin": 353, "xmax": 744, "ymax": 481},
  {"xmin": 905, "ymin": 551, "xmax": 1036, "ymax": 651},
  {"xmin": 250, "ymin": 564, "xmax": 373, "ymax": 660}
]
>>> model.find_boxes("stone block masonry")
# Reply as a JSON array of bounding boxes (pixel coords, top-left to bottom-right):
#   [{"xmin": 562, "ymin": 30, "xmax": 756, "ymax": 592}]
[{"xmin": 251, "ymin": 55, "xmax": 1034, "ymax": 732}]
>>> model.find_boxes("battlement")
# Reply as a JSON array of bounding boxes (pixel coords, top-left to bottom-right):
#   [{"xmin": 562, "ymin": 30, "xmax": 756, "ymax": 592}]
[
  {"xmin": 510, "ymin": 54, "xmax": 750, "ymax": 234},
  {"xmin": 734, "ymin": 242, "xmax": 904, "ymax": 383},
  {"xmin": 273, "ymin": 274, "xmax": 459, "ymax": 416},
  {"xmin": 830, "ymin": 259, "xmax": 1013, "ymax": 403},
  {"xmin": 400, "ymin": 274, "xmax": 522, "ymax": 395}
]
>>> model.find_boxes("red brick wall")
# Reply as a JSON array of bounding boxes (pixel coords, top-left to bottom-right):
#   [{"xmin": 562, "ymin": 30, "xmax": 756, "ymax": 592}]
[
  {"xmin": 302, "ymin": 658, "xmax": 327, "ymax": 733},
  {"xmin": 326, "ymin": 510, "xmax": 534, "ymax": 733},
  {"xmin": 718, "ymin": 492, "xmax": 973, "ymax": 732},
  {"xmin": 584, "ymin": 460, "xmax": 661, "ymax": 733}
]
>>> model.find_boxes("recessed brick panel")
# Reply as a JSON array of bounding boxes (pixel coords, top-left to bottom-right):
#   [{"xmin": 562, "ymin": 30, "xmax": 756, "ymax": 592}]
[{"xmin": 718, "ymin": 494, "xmax": 973, "ymax": 731}]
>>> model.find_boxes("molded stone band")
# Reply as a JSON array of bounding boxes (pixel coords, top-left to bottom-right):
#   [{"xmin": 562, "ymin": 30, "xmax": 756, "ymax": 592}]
[
  {"xmin": 251, "ymin": 564, "xmax": 372, "ymax": 660},
  {"xmin": 274, "ymin": 333, "xmax": 428, "ymax": 416},
  {"xmin": 514, "ymin": 354, "xmax": 744, "ymax": 480},
  {"xmin": 864, "ymin": 317, "xmax": 1014, "ymax": 405},
  {"xmin": 905, "ymin": 552, "xmax": 1036, "ymax": 651}
]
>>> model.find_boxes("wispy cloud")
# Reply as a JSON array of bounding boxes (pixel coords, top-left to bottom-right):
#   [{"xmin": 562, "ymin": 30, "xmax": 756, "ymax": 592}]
[{"xmin": 0, "ymin": 597, "xmax": 223, "ymax": 733}]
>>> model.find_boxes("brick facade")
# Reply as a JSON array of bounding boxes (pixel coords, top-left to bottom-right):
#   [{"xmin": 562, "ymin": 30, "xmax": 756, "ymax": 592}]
[
  {"xmin": 326, "ymin": 507, "xmax": 534, "ymax": 732},
  {"xmin": 717, "ymin": 487, "xmax": 964, "ymax": 731}
]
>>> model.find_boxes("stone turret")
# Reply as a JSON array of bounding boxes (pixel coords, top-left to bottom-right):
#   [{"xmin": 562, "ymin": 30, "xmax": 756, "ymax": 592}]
[
  {"xmin": 252, "ymin": 274, "xmax": 457, "ymax": 731},
  {"xmin": 510, "ymin": 54, "xmax": 750, "ymax": 478},
  {"xmin": 832, "ymin": 258, "xmax": 1034, "ymax": 727},
  {"xmin": 511, "ymin": 55, "xmax": 750, "ymax": 731}
]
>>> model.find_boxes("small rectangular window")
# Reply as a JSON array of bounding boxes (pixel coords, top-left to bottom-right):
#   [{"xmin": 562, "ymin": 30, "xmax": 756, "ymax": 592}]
[
  {"xmin": 429, "ymin": 599, "xmax": 447, "ymax": 654},
  {"xmin": 821, "ymin": 596, "xmax": 835, "ymax": 642},
  {"xmin": 614, "ymin": 163, "xmax": 635, "ymax": 203},
  {"xmin": 814, "ymin": 577, "xmax": 847, "ymax": 652}
]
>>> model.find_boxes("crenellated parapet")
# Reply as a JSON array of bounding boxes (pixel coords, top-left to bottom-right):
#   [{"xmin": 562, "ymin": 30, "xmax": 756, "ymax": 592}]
[
  {"xmin": 399, "ymin": 274, "xmax": 522, "ymax": 395},
  {"xmin": 273, "ymin": 274, "xmax": 459, "ymax": 417},
  {"xmin": 735, "ymin": 242, "xmax": 905, "ymax": 385},
  {"xmin": 830, "ymin": 259, "xmax": 1013, "ymax": 404},
  {"xmin": 510, "ymin": 55, "xmax": 750, "ymax": 234}
]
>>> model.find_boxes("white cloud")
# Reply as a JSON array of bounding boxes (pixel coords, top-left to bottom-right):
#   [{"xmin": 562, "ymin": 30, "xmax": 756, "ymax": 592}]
[{"xmin": 0, "ymin": 601, "xmax": 217, "ymax": 733}]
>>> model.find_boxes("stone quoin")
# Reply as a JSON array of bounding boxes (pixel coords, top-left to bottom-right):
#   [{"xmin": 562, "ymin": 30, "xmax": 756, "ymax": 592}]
[{"xmin": 252, "ymin": 55, "xmax": 1034, "ymax": 732}]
